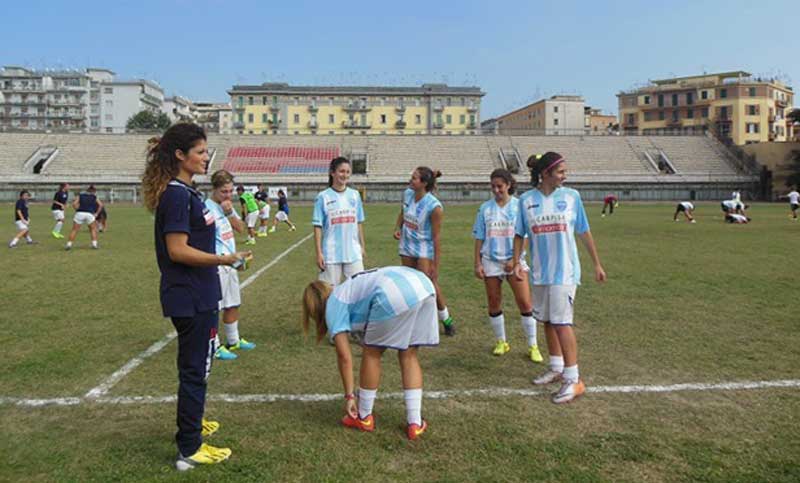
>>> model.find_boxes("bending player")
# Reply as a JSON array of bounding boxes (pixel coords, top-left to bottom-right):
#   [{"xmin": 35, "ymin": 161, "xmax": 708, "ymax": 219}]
[
  {"xmin": 301, "ymin": 266, "xmax": 438, "ymax": 440},
  {"xmin": 600, "ymin": 194, "xmax": 618, "ymax": 217},
  {"xmin": 236, "ymin": 185, "xmax": 259, "ymax": 245},
  {"xmin": 206, "ymin": 171, "xmax": 257, "ymax": 360},
  {"xmin": 65, "ymin": 185, "xmax": 103, "ymax": 250},
  {"xmin": 473, "ymin": 168, "xmax": 542, "ymax": 361},
  {"xmin": 673, "ymin": 201, "xmax": 696, "ymax": 223},
  {"xmin": 393, "ymin": 167, "xmax": 455, "ymax": 336}
]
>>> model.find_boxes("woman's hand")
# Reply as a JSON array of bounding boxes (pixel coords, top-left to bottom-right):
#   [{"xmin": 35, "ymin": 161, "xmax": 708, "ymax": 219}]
[
  {"xmin": 474, "ymin": 263, "xmax": 485, "ymax": 280},
  {"xmin": 316, "ymin": 253, "xmax": 326, "ymax": 271},
  {"xmin": 345, "ymin": 398, "xmax": 358, "ymax": 419},
  {"xmin": 594, "ymin": 264, "xmax": 607, "ymax": 283},
  {"xmin": 393, "ymin": 229, "xmax": 401, "ymax": 240},
  {"xmin": 513, "ymin": 263, "xmax": 526, "ymax": 281}
]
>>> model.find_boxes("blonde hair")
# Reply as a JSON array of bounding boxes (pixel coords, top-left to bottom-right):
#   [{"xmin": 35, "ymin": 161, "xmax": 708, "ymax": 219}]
[
  {"xmin": 210, "ymin": 169, "xmax": 234, "ymax": 189},
  {"xmin": 301, "ymin": 280, "xmax": 333, "ymax": 342}
]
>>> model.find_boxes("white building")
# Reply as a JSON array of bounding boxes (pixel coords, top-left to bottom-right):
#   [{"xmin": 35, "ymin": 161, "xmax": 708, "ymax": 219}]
[
  {"xmin": 99, "ymin": 80, "xmax": 164, "ymax": 133},
  {"xmin": 195, "ymin": 102, "xmax": 232, "ymax": 134},
  {"xmin": 163, "ymin": 95, "xmax": 195, "ymax": 124},
  {"xmin": 496, "ymin": 95, "xmax": 586, "ymax": 135}
]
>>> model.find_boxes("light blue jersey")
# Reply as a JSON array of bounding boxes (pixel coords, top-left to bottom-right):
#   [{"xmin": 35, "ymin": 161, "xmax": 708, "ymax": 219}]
[
  {"xmin": 326, "ymin": 266, "xmax": 436, "ymax": 340},
  {"xmin": 399, "ymin": 188, "xmax": 443, "ymax": 260},
  {"xmin": 205, "ymin": 198, "xmax": 239, "ymax": 256},
  {"xmin": 515, "ymin": 187, "xmax": 589, "ymax": 285},
  {"xmin": 312, "ymin": 187, "xmax": 365, "ymax": 264},
  {"xmin": 472, "ymin": 196, "xmax": 521, "ymax": 262}
]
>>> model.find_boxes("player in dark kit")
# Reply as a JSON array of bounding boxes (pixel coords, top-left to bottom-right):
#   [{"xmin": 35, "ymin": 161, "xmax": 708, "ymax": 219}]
[
  {"xmin": 601, "ymin": 194, "xmax": 618, "ymax": 217},
  {"xmin": 51, "ymin": 183, "xmax": 69, "ymax": 238},
  {"xmin": 9, "ymin": 190, "xmax": 35, "ymax": 248},
  {"xmin": 65, "ymin": 185, "xmax": 103, "ymax": 250}
]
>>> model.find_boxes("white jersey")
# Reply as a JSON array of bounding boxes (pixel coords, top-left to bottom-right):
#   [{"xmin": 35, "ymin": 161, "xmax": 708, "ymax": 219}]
[
  {"xmin": 728, "ymin": 213, "xmax": 748, "ymax": 223},
  {"xmin": 312, "ymin": 187, "xmax": 365, "ymax": 264},
  {"xmin": 680, "ymin": 202, "xmax": 694, "ymax": 210},
  {"xmin": 325, "ymin": 267, "xmax": 436, "ymax": 339},
  {"xmin": 731, "ymin": 191, "xmax": 741, "ymax": 203},
  {"xmin": 472, "ymin": 197, "xmax": 520, "ymax": 262},
  {"xmin": 399, "ymin": 188, "xmax": 443, "ymax": 260},
  {"xmin": 722, "ymin": 199, "xmax": 739, "ymax": 210},
  {"xmin": 788, "ymin": 191, "xmax": 800, "ymax": 205},
  {"xmin": 205, "ymin": 198, "xmax": 238, "ymax": 256}
]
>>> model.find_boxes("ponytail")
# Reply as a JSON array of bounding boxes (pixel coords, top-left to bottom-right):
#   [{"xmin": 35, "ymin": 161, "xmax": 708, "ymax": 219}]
[{"xmin": 416, "ymin": 166, "xmax": 442, "ymax": 192}]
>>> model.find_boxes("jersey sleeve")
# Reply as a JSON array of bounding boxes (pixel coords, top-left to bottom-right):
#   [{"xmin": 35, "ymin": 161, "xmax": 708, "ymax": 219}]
[
  {"xmin": 514, "ymin": 198, "xmax": 527, "ymax": 237},
  {"xmin": 574, "ymin": 193, "xmax": 590, "ymax": 235},
  {"xmin": 311, "ymin": 194, "xmax": 324, "ymax": 227},
  {"xmin": 325, "ymin": 297, "xmax": 352, "ymax": 340},
  {"xmin": 160, "ymin": 187, "xmax": 191, "ymax": 235},
  {"xmin": 472, "ymin": 206, "xmax": 486, "ymax": 240}
]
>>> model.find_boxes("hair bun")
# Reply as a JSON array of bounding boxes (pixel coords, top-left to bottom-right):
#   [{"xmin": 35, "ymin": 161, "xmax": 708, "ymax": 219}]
[
  {"xmin": 526, "ymin": 154, "xmax": 541, "ymax": 169},
  {"xmin": 434, "ymin": 170, "xmax": 442, "ymax": 178}
]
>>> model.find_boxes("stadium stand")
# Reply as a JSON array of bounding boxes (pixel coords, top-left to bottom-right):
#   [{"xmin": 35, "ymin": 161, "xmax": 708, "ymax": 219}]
[{"xmin": 222, "ymin": 146, "xmax": 338, "ymax": 174}]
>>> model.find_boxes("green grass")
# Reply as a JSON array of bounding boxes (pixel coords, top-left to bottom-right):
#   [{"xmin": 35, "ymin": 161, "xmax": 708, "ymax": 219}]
[{"xmin": 1, "ymin": 201, "xmax": 799, "ymax": 482}]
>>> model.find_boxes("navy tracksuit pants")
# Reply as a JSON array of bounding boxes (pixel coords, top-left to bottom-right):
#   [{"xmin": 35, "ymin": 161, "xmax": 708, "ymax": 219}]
[{"xmin": 171, "ymin": 310, "xmax": 219, "ymax": 456}]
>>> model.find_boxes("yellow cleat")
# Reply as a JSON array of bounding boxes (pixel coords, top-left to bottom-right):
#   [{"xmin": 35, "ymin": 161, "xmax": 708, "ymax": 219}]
[
  {"xmin": 528, "ymin": 345, "xmax": 544, "ymax": 363},
  {"xmin": 176, "ymin": 443, "xmax": 231, "ymax": 471},
  {"xmin": 492, "ymin": 340, "xmax": 510, "ymax": 356},
  {"xmin": 201, "ymin": 418, "xmax": 219, "ymax": 437}
]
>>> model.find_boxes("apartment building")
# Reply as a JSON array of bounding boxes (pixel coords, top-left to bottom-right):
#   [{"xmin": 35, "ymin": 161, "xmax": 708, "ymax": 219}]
[{"xmin": 495, "ymin": 95, "xmax": 586, "ymax": 135}]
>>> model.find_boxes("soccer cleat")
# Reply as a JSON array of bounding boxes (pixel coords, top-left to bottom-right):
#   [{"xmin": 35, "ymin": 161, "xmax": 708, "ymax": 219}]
[
  {"xmin": 442, "ymin": 317, "xmax": 456, "ymax": 336},
  {"xmin": 8, "ymin": 243, "xmax": 17, "ymax": 249},
  {"xmin": 407, "ymin": 419, "xmax": 428, "ymax": 440},
  {"xmin": 245, "ymin": 239, "xmax": 256, "ymax": 246},
  {"xmin": 228, "ymin": 338, "xmax": 256, "ymax": 351},
  {"xmin": 26, "ymin": 240, "xmax": 38, "ymax": 245},
  {"xmin": 214, "ymin": 346, "xmax": 238, "ymax": 360},
  {"xmin": 492, "ymin": 340, "xmax": 510, "ymax": 356},
  {"xmin": 528, "ymin": 345, "xmax": 544, "ymax": 363},
  {"xmin": 341, "ymin": 413, "xmax": 375, "ymax": 432},
  {"xmin": 52, "ymin": 231, "xmax": 63, "ymax": 239},
  {"xmin": 268, "ymin": 226, "xmax": 276, "ymax": 233},
  {"xmin": 532, "ymin": 369, "xmax": 563, "ymax": 385},
  {"xmin": 601, "ymin": 214, "xmax": 606, "ymax": 218},
  {"xmin": 175, "ymin": 443, "xmax": 231, "ymax": 471},
  {"xmin": 690, "ymin": 220, "xmax": 696, "ymax": 224},
  {"xmin": 64, "ymin": 245, "xmax": 71, "ymax": 251},
  {"xmin": 201, "ymin": 418, "xmax": 219, "ymax": 437},
  {"xmin": 289, "ymin": 226, "xmax": 296, "ymax": 231},
  {"xmin": 552, "ymin": 379, "xmax": 586, "ymax": 404}
]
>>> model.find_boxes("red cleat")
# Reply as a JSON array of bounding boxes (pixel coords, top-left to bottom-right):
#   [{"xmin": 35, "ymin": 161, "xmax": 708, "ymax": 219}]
[
  {"xmin": 341, "ymin": 413, "xmax": 375, "ymax": 432},
  {"xmin": 406, "ymin": 419, "xmax": 428, "ymax": 440}
]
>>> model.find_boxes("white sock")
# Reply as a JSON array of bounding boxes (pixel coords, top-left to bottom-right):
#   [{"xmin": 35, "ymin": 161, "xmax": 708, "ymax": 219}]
[
  {"xmin": 224, "ymin": 321, "xmax": 240, "ymax": 346},
  {"xmin": 489, "ymin": 313, "xmax": 505, "ymax": 341},
  {"xmin": 54, "ymin": 221, "xmax": 63, "ymax": 233},
  {"xmin": 521, "ymin": 314, "xmax": 537, "ymax": 347},
  {"xmin": 550, "ymin": 355, "xmax": 564, "ymax": 373},
  {"xmin": 404, "ymin": 388, "xmax": 422, "ymax": 425},
  {"xmin": 65, "ymin": 241, "xmax": 73, "ymax": 248},
  {"xmin": 563, "ymin": 365, "xmax": 580, "ymax": 382},
  {"xmin": 9, "ymin": 238, "xmax": 18, "ymax": 247},
  {"xmin": 358, "ymin": 387, "xmax": 377, "ymax": 419},
  {"xmin": 91, "ymin": 240, "xmax": 98, "ymax": 248},
  {"xmin": 438, "ymin": 307, "xmax": 450, "ymax": 322},
  {"xmin": 25, "ymin": 235, "xmax": 33, "ymax": 242}
]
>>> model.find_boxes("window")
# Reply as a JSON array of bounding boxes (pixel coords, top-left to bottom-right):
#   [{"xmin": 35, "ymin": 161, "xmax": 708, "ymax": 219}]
[
  {"xmin": 644, "ymin": 95, "xmax": 650, "ymax": 105},
  {"xmin": 701, "ymin": 90, "xmax": 708, "ymax": 100},
  {"xmin": 672, "ymin": 110, "xmax": 679, "ymax": 121},
  {"xmin": 105, "ymin": 114, "xmax": 113, "ymax": 121},
  {"xmin": 659, "ymin": 111, "xmax": 665, "ymax": 121},
  {"xmin": 238, "ymin": 96, "xmax": 244, "ymax": 106},
  {"xmin": 380, "ymin": 114, "xmax": 386, "ymax": 124},
  {"xmin": 687, "ymin": 109, "xmax": 694, "ymax": 119},
  {"xmin": 469, "ymin": 114, "xmax": 475, "ymax": 124},
  {"xmin": 459, "ymin": 114, "xmax": 465, "ymax": 124},
  {"xmin": 644, "ymin": 111, "xmax": 653, "ymax": 121},
  {"xmin": 749, "ymin": 87, "xmax": 756, "ymax": 97},
  {"xmin": 262, "ymin": 113, "xmax": 268, "ymax": 123},
  {"xmin": 238, "ymin": 113, "xmax": 243, "ymax": 122},
  {"xmin": 701, "ymin": 107, "xmax": 709, "ymax": 118},
  {"xmin": 328, "ymin": 114, "xmax": 334, "ymax": 123},
  {"xmin": 103, "ymin": 87, "xmax": 113, "ymax": 94},
  {"xmin": 554, "ymin": 106, "xmax": 559, "ymax": 113},
  {"xmin": 627, "ymin": 113, "xmax": 635, "ymax": 124},
  {"xmin": 746, "ymin": 123, "xmax": 760, "ymax": 133},
  {"xmin": 747, "ymin": 105, "xmax": 757, "ymax": 115},
  {"xmin": 720, "ymin": 89, "xmax": 727, "ymax": 99},
  {"xmin": 658, "ymin": 94, "xmax": 664, "ymax": 107},
  {"xmin": 672, "ymin": 94, "xmax": 678, "ymax": 106},
  {"xmin": 272, "ymin": 113, "xmax": 278, "ymax": 124},
  {"xmin": 293, "ymin": 113, "xmax": 300, "ymax": 123},
  {"xmin": 446, "ymin": 114, "xmax": 452, "ymax": 124},
  {"xmin": 360, "ymin": 114, "xmax": 367, "ymax": 125},
  {"xmin": 262, "ymin": 96, "xmax": 268, "ymax": 105},
  {"xmin": 273, "ymin": 96, "xmax": 278, "ymax": 105},
  {"xmin": 554, "ymin": 118, "xmax": 559, "ymax": 126},
  {"xmin": 248, "ymin": 113, "xmax": 254, "ymax": 123},
  {"xmin": 686, "ymin": 92, "xmax": 693, "ymax": 105},
  {"xmin": 248, "ymin": 96, "xmax": 254, "ymax": 105},
  {"xmin": 415, "ymin": 114, "xmax": 421, "ymax": 124}
]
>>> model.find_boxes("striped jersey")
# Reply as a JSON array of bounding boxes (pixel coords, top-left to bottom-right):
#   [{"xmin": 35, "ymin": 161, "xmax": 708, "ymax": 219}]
[
  {"xmin": 472, "ymin": 197, "xmax": 520, "ymax": 261},
  {"xmin": 204, "ymin": 198, "xmax": 239, "ymax": 256},
  {"xmin": 312, "ymin": 187, "xmax": 365, "ymax": 264},
  {"xmin": 515, "ymin": 187, "xmax": 590, "ymax": 285},
  {"xmin": 326, "ymin": 266, "xmax": 435, "ymax": 340},
  {"xmin": 399, "ymin": 188, "xmax": 443, "ymax": 260}
]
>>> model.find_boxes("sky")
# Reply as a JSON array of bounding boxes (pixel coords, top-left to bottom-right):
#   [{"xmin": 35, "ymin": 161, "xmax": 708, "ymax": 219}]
[{"xmin": 1, "ymin": 0, "xmax": 797, "ymax": 118}]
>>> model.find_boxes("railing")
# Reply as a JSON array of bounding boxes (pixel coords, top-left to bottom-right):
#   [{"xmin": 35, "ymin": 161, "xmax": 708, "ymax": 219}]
[
  {"xmin": 343, "ymin": 103, "xmax": 370, "ymax": 112},
  {"xmin": 395, "ymin": 120, "xmax": 406, "ymax": 129},
  {"xmin": 341, "ymin": 120, "xmax": 371, "ymax": 129},
  {"xmin": 308, "ymin": 104, "xmax": 318, "ymax": 112}
]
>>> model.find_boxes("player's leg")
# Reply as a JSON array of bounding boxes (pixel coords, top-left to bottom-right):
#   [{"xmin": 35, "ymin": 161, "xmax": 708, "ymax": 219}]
[
  {"xmin": 398, "ymin": 347, "xmax": 427, "ymax": 438},
  {"xmin": 52, "ymin": 211, "xmax": 65, "ymax": 238},
  {"xmin": 88, "ymin": 221, "xmax": 99, "ymax": 248},
  {"xmin": 356, "ymin": 346, "xmax": 384, "ymax": 422},
  {"xmin": 508, "ymin": 271, "xmax": 542, "ymax": 362},
  {"xmin": 549, "ymin": 285, "xmax": 583, "ymax": 404},
  {"xmin": 484, "ymin": 276, "xmax": 508, "ymax": 355},
  {"xmin": 417, "ymin": 257, "xmax": 454, "ymax": 336},
  {"xmin": 65, "ymin": 218, "xmax": 81, "ymax": 249}
]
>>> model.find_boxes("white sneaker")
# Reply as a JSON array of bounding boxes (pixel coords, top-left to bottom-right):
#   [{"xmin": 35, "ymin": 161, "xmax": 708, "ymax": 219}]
[
  {"xmin": 552, "ymin": 379, "xmax": 585, "ymax": 404},
  {"xmin": 532, "ymin": 370, "xmax": 563, "ymax": 385}
]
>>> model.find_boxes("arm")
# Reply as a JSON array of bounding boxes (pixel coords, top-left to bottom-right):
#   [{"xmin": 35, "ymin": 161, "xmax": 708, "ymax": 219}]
[
  {"xmin": 314, "ymin": 226, "xmax": 325, "ymax": 271},
  {"xmin": 165, "ymin": 232, "xmax": 244, "ymax": 267},
  {"xmin": 94, "ymin": 199, "xmax": 104, "ymax": 217},
  {"xmin": 333, "ymin": 332, "xmax": 357, "ymax": 418},
  {"xmin": 474, "ymin": 239, "xmax": 485, "ymax": 279},
  {"xmin": 72, "ymin": 198, "xmax": 80, "ymax": 209},
  {"xmin": 512, "ymin": 235, "xmax": 526, "ymax": 280},
  {"xmin": 358, "ymin": 223, "xmax": 367, "ymax": 260},
  {"xmin": 577, "ymin": 231, "xmax": 607, "ymax": 283},
  {"xmin": 221, "ymin": 200, "xmax": 245, "ymax": 233},
  {"xmin": 17, "ymin": 209, "xmax": 28, "ymax": 224},
  {"xmin": 393, "ymin": 208, "xmax": 403, "ymax": 240},
  {"xmin": 430, "ymin": 207, "xmax": 443, "ymax": 278}
]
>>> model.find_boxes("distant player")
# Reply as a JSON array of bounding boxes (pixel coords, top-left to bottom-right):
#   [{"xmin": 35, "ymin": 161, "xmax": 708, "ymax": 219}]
[
  {"xmin": 394, "ymin": 167, "xmax": 455, "ymax": 336},
  {"xmin": 65, "ymin": 185, "xmax": 102, "ymax": 250},
  {"xmin": 673, "ymin": 201, "xmax": 696, "ymax": 223},
  {"xmin": 236, "ymin": 185, "xmax": 258, "ymax": 245},
  {"xmin": 472, "ymin": 168, "xmax": 542, "ymax": 362},
  {"xmin": 600, "ymin": 194, "xmax": 618, "ymax": 217},
  {"xmin": 513, "ymin": 152, "xmax": 607, "ymax": 404},
  {"xmin": 206, "ymin": 170, "xmax": 257, "ymax": 361},
  {"xmin": 96, "ymin": 206, "xmax": 108, "ymax": 232},
  {"xmin": 301, "ymin": 266, "xmax": 438, "ymax": 440},
  {"xmin": 725, "ymin": 213, "xmax": 750, "ymax": 224},
  {"xmin": 255, "ymin": 184, "xmax": 270, "ymax": 237},
  {"xmin": 781, "ymin": 188, "xmax": 799, "ymax": 220},
  {"xmin": 269, "ymin": 189, "xmax": 297, "ymax": 232},
  {"xmin": 9, "ymin": 190, "xmax": 35, "ymax": 248},
  {"xmin": 313, "ymin": 157, "xmax": 367, "ymax": 286},
  {"xmin": 51, "ymin": 182, "xmax": 69, "ymax": 238}
]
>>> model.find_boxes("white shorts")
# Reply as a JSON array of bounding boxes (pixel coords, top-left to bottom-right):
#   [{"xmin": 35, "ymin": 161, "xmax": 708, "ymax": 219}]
[
  {"xmin": 73, "ymin": 212, "xmax": 96, "ymax": 225},
  {"xmin": 318, "ymin": 260, "xmax": 365, "ymax": 286},
  {"xmin": 482, "ymin": 257, "xmax": 530, "ymax": 279},
  {"xmin": 52, "ymin": 210, "xmax": 65, "ymax": 221},
  {"xmin": 245, "ymin": 211, "xmax": 259, "ymax": 228},
  {"xmin": 259, "ymin": 205, "xmax": 271, "ymax": 220},
  {"xmin": 15, "ymin": 220, "xmax": 29, "ymax": 231},
  {"xmin": 360, "ymin": 294, "xmax": 439, "ymax": 350},
  {"xmin": 275, "ymin": 211, "xmax": 288, "ymax": 222},
  {"xmin": 532, "ymin": 285, "xmax": 577, "ymax": 325},
  {"xmin": 218, "ymin": 265, "xmax": 241, "ymax": 310}
]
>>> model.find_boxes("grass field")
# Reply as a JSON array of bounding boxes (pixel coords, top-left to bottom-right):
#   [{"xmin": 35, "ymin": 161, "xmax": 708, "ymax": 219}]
[{"xmin": 1, "ymin": 200, "xmax": 799, "ymax": 482}]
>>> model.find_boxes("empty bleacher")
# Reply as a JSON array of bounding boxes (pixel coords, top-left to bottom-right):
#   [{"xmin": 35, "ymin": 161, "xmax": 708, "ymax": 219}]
[
  {"xmin": 0, "ymin": 133, "xmax": 53, "ymax": 175},
  {"xmin": 222, "ymin": 146, "xmax": 338, "ymax": 174}
]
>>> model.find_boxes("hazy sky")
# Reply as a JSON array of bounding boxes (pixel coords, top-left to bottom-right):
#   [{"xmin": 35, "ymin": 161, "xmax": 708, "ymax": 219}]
[{"xmin": 2, "ymin": 0, "xmax": 797, "ymax": 118}]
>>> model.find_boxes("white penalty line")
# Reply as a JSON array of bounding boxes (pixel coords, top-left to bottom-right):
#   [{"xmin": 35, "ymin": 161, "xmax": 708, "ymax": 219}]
[
  {"xmin": 8, "ymin": 379, "xmax": 799, "ymax": 408},
  {"xmin": 83, "ymin": 233, "xmax": 313, "ymax": 400}
]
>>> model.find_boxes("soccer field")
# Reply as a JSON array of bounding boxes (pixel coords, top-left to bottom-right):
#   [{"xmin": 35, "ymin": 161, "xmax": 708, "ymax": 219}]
[{"xmin": 1, "ymin": 201, "xmax": 799, "ymax": 482}]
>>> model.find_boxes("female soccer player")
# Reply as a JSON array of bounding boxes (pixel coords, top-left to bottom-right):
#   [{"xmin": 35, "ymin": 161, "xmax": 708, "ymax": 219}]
[
  {"xmin": 301, "ymin": 266, "xmax": 438, "ymax": 440},
  {"xmin": 394, "ymin": 167, "xmax": 455, "ymax": 336},
  {"xmin": 206, "ymin": 170, "xmax": 257, "ymax": 361},
  {"xmin": 269, "ymin": 189, "xmax": 297, "ymax": 232},
  {"xmin": 255, "ymin": 184, "xmax": 271, "ymax": 237},
  {"xmin": 8, "ymin": 190, "xmax": 34, "ymax": 248},
  {"xmin": 513, "ymin": 152, "xmax": 607, "ymax": 404},
  {"xmin": 472, "ymin": 169, "xmax": 542, "ymax": 361},
  {"xmin": 781, "ymin": 188, "xmax": 799, "ymax": 220},
  {"xmin": 673, "ymin": 201, "xmax": 696, "ymax": 223},
  {"xmin": 600, "ymin": 194, "xmax": 618, "ymax": 217},
  {"xmin": 313, "ymin": 157, "xmax": 367, "ymax": 285},
  {"xmin": 51, "ymin": 183, "xmax": 69, "ymax": 238},
  {"xmin": 236, "ymin": 185, "xmax": 259, "ymax": 245},
  {"xmin": 142, "ymin": 123, "xmax": 250, "ymax": 470},
  {"xmin": 65, "ymin": 185, "xmax": 103, "ymax": 250}
]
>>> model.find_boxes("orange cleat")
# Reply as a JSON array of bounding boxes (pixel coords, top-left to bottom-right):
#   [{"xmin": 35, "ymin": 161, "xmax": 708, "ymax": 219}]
[
  {"xmin": 406, "ymin": 419, "xmax": 428, "ymax": 440},
  {"xmin": 341, "ymin": 413, "xmax": 375, "ymax": 432}
]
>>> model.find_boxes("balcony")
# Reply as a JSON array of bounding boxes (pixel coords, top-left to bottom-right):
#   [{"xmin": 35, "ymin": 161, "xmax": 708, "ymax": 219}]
[
  {"xmin": 667, "ymin": 118, "xmax": 681, "ymax": 127},
  {"xmin": 308, "ymin": 120, "xmax": 318, "ymax": 128},
  {"xmin": 396, "ymin": 105, "xmax": 406, "ymax": 113},
  {"xmin": 467, "ymin": 121, "xmax": 477, "ymax": 129},
  {"xmin": 342, "ymin": 120, "xmax": 371, "ymax": 129},
  {"xmin": 432, "ymin": 121, "xmax": 444, "ymax": 129},
  {"xmin": 269, "ymin": 105, "xmax": 280, "ymax": 112},
  {"xmin": 233, "ymin": 121, "xmax": 244, "ymax": 129},
  {"xmin": 234, "ymin": 104, "xmax": 245, "ymax": 111},
  {"xmin": 432, "ymin": 104, "xmax": 444, "ymax": 112},
  {"xmin": 776, "ymin": 98, "xmax": 788, "ymax": 107},
  {"xmin": 395, "ymin": 120, "xmax": 406, "ymax": 129},
  {"xmin": 343, "ymin": 103, "xmax": 370, "ymax": 112},
  {"xmin": 1, "ymin": 85, "xmax": 45, "ymax": 93},
  {"xmin": 308, "ymin": 104, "xmax": 318, "ymax": 112},
  {"xmin": 467, "ymin": 105, "xmax": 478, "ymax": 112}
]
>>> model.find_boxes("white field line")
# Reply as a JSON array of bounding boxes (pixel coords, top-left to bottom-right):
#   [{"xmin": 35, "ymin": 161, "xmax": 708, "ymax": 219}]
[
  {"xmin": 0, "ymin": 378, "xmax": 790, "ymax": 408},
  {"xmin": 82, "ymin": 233, "xmax": 313, "ymax": 400}
]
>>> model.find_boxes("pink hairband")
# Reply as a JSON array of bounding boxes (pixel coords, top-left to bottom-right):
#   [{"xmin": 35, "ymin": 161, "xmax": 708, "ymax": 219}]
[{"xmin": 544, "ymin": 157, "xmax": 564, "ymax": 172}]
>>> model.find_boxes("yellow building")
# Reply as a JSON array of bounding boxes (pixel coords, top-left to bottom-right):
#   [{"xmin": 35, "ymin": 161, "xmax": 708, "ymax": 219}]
[
  {"xmin": 227, "ymin": 83, "xmax": 483, "ymax": 135},
  {"xmin": 617, "ymin": 71, "xmax": 794, "ymax": 145}
]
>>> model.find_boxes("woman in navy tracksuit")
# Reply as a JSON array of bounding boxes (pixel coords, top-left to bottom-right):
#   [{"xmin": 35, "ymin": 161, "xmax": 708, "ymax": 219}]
[{"xmin": 142, "ymin": 123, "xmax": 249, "ymax": 471}]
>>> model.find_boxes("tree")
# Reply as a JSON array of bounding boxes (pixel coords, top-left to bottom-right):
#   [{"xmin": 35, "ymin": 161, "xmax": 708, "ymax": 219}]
[
  {"xmin": 126, "ymin": 110, "xmax": 171, "ymax": 132},
  {"xmin": 787, "ymin": 108, "xmax": 800, "ymax": 124},
  {"xmin": 785, "ymin": 148, "xmax": 800, "ymax": 189}
]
